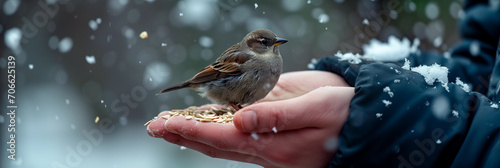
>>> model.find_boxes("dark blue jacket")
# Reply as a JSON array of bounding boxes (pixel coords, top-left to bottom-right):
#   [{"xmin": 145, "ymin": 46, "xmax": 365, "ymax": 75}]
[{"xmin": 315, "ymin": 1, "xmax": 500, "ymax": 167}]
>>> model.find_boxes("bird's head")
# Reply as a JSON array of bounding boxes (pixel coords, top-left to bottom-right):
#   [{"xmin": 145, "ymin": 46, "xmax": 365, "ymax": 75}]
[{"xmin": 244, "ymin": 29, "xmax": 287, "ymax": 55}]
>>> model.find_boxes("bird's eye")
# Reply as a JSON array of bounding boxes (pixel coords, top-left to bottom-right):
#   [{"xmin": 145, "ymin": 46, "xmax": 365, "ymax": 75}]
[{"xmin": 260, "ymin": 39, "xmax": 271, "ymax": 46}]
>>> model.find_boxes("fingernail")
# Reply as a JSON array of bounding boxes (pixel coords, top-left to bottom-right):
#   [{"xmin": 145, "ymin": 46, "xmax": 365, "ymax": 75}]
[
  {"xmin": 146, "ymin": 125, "xmax": 159, "ymax": 138},
  {"xmin": 241, "ymin": 110, "xmax": 257, "ymax": 131},
  {"xmin": 146, "ymin": 120, "xmax": 164, "ymax": 138}
]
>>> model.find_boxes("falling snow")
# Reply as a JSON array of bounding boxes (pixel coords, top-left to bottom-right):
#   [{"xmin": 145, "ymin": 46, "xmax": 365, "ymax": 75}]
[
  {"xmin": 86, "ymin": 55, "xmax": 96, "ymax": 64},
  {"xmin": 3, "ymin": 0, "xmax": 20, "ymax": 15},
  {"xmin": 88, "ymin": 18, "xmax": 102, "ymax": 31},
  {"xmin": 272, "ymin": 127, "xmax": 277, "ymax": 133},
  {"xmin": 318, "ymin": 14, "xmax": 329, "ymax": 23},
  {"xmin": 452, "ymin": 110, "xmax": 459, "ymax": 117},
  {"xmin": 58, "ymin": 37, "xmax": 73, "ymax": 53},
  {"xmin": 433, "ymin": 36, "xmax": 442, "ymax": 47},
  {"xmin": 362, "ymin": 19, "xmax": 369, "ymax": 25},
  {"xmin": 28, "ymin": 64, "xmax": 34, "ymax": 70},
  {"xmin": 251, "ymin": 132, "xmax": 259, "ymax": 140},
  {"xmin": 425, "ymin": 2, "xmax": 440, "ymax": 20},
  {"xmin": 5, "ymin": 27, "xmax": 22, "ymax": 51},
  {"xmin": 323, "ymin": 136, "xmax": 338, "ymax": 152},
  {"xmin": 308, "ymin": 58, "xmax": 318, "ymax": 69},
  {"xmin": 469, "ymin": 41, "xmax": 480, "ymax": 56},
  {"xmin": 199, "ymin": 36, "xmax": 214, "ymax": 48},
  {"xmin": 432, "ymin": 96, "xmax": 450, "ymax": 120}
]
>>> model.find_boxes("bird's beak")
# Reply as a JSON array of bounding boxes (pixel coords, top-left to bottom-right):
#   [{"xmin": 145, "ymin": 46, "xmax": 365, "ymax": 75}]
[{"xmin": 274, "ymin": 37, "xmax": 288, "ymax": 46}]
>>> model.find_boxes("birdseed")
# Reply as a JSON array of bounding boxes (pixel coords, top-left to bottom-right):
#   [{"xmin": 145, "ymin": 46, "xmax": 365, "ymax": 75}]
[
  {"xmin": 139, "ymin": 31, "xmax": 148, "ymax": 39},
  {"xmin": 144, "ymin": 106, "xmax": 236, "ymax": 126}
]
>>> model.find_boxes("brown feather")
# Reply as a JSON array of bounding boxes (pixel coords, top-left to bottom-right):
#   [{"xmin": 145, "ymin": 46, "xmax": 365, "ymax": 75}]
[
  {"xmin": 188, "ymin": 50, "xmax": 251, "ymax": 84},
  {"xmin": 156, "ymin": 82, "xmax": 190, "ymax": 95},
  {"xmin": 157, "ymin": 45, "xmax": 252, "ymax": 95}
]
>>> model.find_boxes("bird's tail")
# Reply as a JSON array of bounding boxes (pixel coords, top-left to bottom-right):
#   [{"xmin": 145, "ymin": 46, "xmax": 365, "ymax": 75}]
[{"xmin": 156, "ymin": 83, "xmax": 190, "ymax": 95}]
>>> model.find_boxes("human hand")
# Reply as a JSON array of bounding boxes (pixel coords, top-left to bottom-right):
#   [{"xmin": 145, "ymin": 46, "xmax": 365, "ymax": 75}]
[{"xmin": 147, "ymin": 71, "xmax": 353, "ymax": 168}]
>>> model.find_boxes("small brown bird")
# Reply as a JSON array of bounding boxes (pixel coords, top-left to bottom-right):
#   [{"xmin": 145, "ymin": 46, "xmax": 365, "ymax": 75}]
[{"xmin": 157, "ymin": 29, "xmax": 287, "ymax": 111}]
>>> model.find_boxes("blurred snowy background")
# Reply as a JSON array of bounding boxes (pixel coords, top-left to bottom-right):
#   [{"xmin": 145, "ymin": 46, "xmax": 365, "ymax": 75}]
[{"xmin": 0, "ymin": 0, "xmax": 461, "ymax": 167}]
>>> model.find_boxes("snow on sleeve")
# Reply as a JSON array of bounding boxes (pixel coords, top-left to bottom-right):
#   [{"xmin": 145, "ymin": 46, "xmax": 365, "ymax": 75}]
[
  {"xmin": 382, "ymin": 100, "xmax": 392, "ymax": 107},
  {"xmin": 335, "ymin": 36, "xmax": 419, "ymax": 64},
  {"xmin": 410, "ymin": 63, "xmax": 449, "ymax": 86},
  {"xmin": 491, "ymin": 103, "xmax": 498, "ymax": 109},
  {"xmin": 402, "ymin": 60, "xmax": 455, "ymax": 92},
  {"xmin": 335, "ymin": 51, "xmax": 362, "ymax": 64},
  {"xmin": 383, "ymin": 86, "xmax": 394, "ymax": 98},
  {"xmin": 454, "ymin": 77, "xmax": 470, "ymax": 92},
  {"xmin": 402, "ymin": 58, "xmax": 411, "ymax": 70},
  {"xmin": 362, "ymin": 36, "xmax": 420, "ymax": 61}
]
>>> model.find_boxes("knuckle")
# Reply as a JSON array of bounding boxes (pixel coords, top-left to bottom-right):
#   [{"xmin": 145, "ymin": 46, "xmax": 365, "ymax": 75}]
[{"xmin": 271, "ymin": 106, "xmax": 288, "ymax": 130}]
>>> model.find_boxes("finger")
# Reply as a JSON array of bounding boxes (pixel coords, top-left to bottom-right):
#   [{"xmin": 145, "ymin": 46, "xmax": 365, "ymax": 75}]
[
  {"xmin": 149, "ymin": 115, "xmax": 277, "ymax": 166},
  {"xmin": 235, "ymin": 86, "xmax": 354, "ymax": 133},
  {"xmin": 164, "ymin": 116, "xmax": 251, "ymax": 150},
  {"xmin": 162, "ymin": 115, "xmax": 337, "ymax": 167},
  {"xmin": 163, "ymin": 116, "xmax": 292, "ymax": 158},
  {"xmin": 261, "ymin": 71, "xmax": 349, "ymax": 102},
  {"xmin": 159, "ymin": 130, "xmax": 272, "ymax": 167},
  {"xmin": 147, "ymin": 115, "xmax": 169, "ymax": 138}
]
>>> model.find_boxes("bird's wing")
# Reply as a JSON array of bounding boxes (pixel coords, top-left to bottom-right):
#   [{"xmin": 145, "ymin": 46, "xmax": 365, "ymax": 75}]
[{"xmin": 189, "ymin": 46, "xmax": 252, "ymax": 84}]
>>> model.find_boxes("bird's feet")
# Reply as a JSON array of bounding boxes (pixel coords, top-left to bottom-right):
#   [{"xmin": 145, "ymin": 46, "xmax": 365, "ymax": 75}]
[{"xmin": 228, "ymin": 103, "xmax": 242, "ymax": 111}]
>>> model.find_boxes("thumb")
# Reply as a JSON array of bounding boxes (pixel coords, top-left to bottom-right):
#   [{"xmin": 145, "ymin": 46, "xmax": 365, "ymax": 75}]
[{"xmin": 234, "ymin": 86, "xmax": 354, "ymax": 133}]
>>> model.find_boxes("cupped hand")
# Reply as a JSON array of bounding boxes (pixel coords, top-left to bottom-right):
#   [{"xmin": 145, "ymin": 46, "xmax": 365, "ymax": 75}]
[{"xmin": 147, "ymin": 71, "xmax": 353, "ymax": 168}]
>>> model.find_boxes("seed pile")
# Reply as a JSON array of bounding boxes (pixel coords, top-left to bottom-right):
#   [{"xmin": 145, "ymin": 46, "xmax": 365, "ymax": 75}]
[{"xmin": 144, "ymin": 106, "xmax": 236, "ymax": 126}]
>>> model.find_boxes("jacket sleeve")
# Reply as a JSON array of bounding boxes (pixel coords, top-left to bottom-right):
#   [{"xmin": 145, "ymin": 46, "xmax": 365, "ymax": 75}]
[
  {"xmin": 322, "ymin": 62, "xmax": 500, "ymax": 167},
  {"xmin": 313, "ymin": 1, "xmax": 500, "ymax": 167},
  {"xmin": 407, "ymin": 1, "xmax": 499, "ymax": 95}
]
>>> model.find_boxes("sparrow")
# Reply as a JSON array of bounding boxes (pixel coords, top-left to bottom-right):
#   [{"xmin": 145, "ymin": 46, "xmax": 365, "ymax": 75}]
[{"xmin": 157, "ymin": 29, "xmax": 287, "ymax": 111}]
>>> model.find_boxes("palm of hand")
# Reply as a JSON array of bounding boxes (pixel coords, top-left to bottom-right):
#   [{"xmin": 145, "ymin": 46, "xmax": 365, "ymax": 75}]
[{"xmin": 147, "ymin": 71, "xmax": 354, "ymax": 168}]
